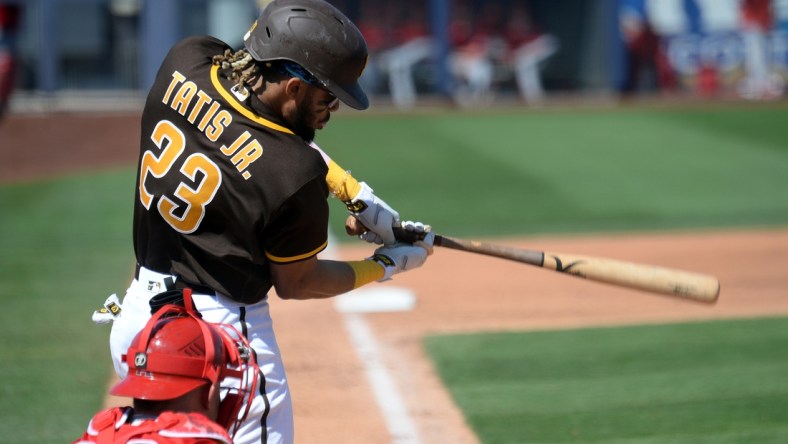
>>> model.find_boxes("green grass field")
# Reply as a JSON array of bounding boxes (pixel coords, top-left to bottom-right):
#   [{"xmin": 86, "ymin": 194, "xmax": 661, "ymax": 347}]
[
  {"xmin": 321, "ymin": 104, "xmax": 788, "ymax": 236},
  {"xmin": 1, "ymin": 104, "xmax": 786, "ymax": 442},
  {"xmin": 425, "ymin": 317, "xmax": 788, "ymax": 443},
  {"xmin": 0, "ymin": 170, "xmax": 134, "ymax": 441}
]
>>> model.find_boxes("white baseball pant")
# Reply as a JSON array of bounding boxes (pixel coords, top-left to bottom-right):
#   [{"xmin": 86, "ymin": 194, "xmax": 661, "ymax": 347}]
[{"xmin": 109, "ymin": 266, "xmax": 294, "ymax": 444}]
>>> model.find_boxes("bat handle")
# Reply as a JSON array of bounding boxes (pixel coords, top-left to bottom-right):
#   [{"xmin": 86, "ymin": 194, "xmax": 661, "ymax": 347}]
[
  {"xmin": 347, "ymin": 217, "xmax": 440, "ymax": 245},
  {"xmin": 392, "ymin": 226, "xmax": 443, "ymax": 246}
]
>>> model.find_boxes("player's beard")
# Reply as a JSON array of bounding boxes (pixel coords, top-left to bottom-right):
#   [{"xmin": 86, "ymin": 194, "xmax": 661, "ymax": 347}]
[{"xmin": 292, "ymin": 91, "xmax": 317, "ymax": 143}]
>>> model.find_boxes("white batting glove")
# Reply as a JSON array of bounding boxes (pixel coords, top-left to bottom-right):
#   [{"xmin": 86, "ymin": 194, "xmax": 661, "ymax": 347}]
[
  {"xmin": 400, "ymin": 220, "xmax": 434, "ymax": 255},
  {"xmin": 347, "ymin": 182, "xmax": 400, "ymax": 245},
  {"xmin": 92, "ymin": 293, "xmax": 122, "ymax": 324},
  {"xmin": 369, "ymin": 222, "xmax": 435, "ymax": 281}
]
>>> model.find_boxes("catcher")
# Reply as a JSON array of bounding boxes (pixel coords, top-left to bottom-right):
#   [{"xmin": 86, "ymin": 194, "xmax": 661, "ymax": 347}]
[{"xmin": 78, "ymin": 289, "xmax": 258, "ymax": 443}]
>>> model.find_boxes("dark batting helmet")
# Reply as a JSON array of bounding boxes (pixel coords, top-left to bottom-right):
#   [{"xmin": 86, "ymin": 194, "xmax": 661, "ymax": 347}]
[{"xmin": 243, "ymin": 0, "xmax": 370, "ymax": 110}]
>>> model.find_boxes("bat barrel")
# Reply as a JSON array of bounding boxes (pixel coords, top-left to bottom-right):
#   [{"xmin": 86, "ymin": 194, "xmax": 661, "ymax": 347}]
[{"xmin": 541, "ymin": 252, "xmax": 720, "ymax": 303}]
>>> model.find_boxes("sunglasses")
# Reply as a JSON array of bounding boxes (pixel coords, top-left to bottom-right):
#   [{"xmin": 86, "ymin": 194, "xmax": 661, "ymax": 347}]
[
  {"xmin": 279, "ymin": 62, "xmax": 339, "ymax": 109},
  {"xmin": 319, "ymin": 93, "xmax": 340, "ymax": 109}
]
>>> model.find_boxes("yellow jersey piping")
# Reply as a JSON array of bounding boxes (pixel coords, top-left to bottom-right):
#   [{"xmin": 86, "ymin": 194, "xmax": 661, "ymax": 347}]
[{"xmin": 265, "ymin": 240, "xmax": 328, "ymax": 263}]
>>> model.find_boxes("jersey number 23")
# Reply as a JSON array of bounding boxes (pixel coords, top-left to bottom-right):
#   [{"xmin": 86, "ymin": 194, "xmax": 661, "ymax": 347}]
[{"xmin": 139, "ymin": 120, "xmax": 222, "ymax": 234}]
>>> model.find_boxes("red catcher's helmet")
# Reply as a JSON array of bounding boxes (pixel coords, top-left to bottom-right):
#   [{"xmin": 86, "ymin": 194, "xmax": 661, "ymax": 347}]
[
  {"xmin": 111, "ymin": 315, "xmax": 224, "ymax": 400},
  {"xmin": 111, "ymin": 289, "xmax": 258, "ymax": 438}
]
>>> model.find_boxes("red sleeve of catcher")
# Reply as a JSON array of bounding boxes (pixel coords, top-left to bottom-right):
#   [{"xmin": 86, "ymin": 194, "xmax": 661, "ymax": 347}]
[
  {"xmin": 74, "ymin": 408, "xmax": 233, "ymax": 444},
  {"xmin": 157, "ymin": 411, "xmax": 233, "ymax": 444}
]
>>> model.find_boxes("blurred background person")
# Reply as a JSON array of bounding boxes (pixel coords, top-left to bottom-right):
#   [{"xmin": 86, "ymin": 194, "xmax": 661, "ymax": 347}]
[
  {"xmin": 738, "ymin": 0, "xmax": 784, "ymax": 99},
  {"xmin": 448, "ymin": 0, "xmax": 558, "ymax": 107},
  {"xmin": 356, "ymin": 0, "xmax": 396, "ymax": 99},
  {"xmin": 0, "ymin": 1, "xmax": 20, "ymax": 119},
  {"xmin": 376, "ymin": 0, "xmax": 434, "ymax": 109},
  {"xmin": 618, "ymin": 0, "xmax": 676, "ymax": 98},
  {"xmin": 503, "ymin": 2, "xmax": 559, "ymax": 104},
  {"xmin": 109, "ymin": 0, "xmax": 141, "ymax": 89},
  {"xmin": 448, "ymin": 0, "xmax": 499, "ymax": 107}
]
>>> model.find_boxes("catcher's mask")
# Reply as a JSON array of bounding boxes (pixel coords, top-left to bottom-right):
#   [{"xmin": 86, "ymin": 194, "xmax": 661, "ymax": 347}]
[
  {"xmin": 243, "ymin": 0, "xmax": 369, "ymax": 110},
  {"xmin": 111, "ymin": 288, "xmax": 258, "ymax": 437}
]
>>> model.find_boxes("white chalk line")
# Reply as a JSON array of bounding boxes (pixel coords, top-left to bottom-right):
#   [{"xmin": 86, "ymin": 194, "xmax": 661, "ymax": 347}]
[
  {"xmin": 324, "ymin": 232, "xmax": 422, "ymax": 444},
  {"xmin": 343, "ymin": 313, "xmax": 422, "ymax": 444}
]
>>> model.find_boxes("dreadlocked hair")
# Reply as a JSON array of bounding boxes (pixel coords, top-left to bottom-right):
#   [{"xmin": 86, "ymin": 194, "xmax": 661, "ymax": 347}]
[{"xmin": 212, "ymin": 48, "xmax": 261, "ymax": 88}]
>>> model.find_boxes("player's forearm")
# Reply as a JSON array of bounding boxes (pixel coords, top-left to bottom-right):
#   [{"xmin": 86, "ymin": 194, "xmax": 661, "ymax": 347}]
[{"xmin": 273, "ymin": 259, "xmax": 384, "ymax": 300}]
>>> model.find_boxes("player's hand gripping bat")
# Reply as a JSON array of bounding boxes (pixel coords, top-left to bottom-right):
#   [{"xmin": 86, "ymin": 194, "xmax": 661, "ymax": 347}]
[{"xmin": 346, "ymin": 218, "xmax": 720, "ymax": 303}]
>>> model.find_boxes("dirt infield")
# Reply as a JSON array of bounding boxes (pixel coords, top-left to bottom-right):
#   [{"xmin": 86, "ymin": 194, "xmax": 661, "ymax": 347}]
[
  {"xmin": 3, "ymin": 112, "xmax": 787, "ymax": 443},
  {"xmin": 0, "ymin": 112, "xmax": 141, "ymax": 183},
  {"xmin": 278, "ymin": 228, "xmax": 788, "ymax": 443}
]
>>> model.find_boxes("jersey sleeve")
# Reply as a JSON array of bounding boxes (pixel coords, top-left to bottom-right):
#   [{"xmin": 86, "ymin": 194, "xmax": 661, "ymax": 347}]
[{"xmin": 262, "ymin": 176, "xmax": 330, "ymax": 263}]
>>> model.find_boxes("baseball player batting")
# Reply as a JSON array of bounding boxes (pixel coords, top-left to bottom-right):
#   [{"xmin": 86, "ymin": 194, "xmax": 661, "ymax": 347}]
[{"xmin": 103, "ymin": 1, "xmax": 433, "ymax": 443}]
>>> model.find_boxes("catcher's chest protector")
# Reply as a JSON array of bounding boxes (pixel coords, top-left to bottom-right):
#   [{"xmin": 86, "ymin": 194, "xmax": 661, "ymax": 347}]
[{"xmin": 76, "ymin": 407, "xmax": 232, "ymax": 444}]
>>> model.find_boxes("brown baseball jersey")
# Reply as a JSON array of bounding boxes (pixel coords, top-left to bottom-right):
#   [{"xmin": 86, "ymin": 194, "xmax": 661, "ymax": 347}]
[{"xmin": 134, "ymin": 36, "xmax": 329, "ymax": 304}]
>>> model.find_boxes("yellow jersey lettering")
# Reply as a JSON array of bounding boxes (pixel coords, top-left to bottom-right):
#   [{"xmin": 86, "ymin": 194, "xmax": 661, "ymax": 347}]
[
  {"xmin": 162, "ymin": 71, "xmax": 186, "ymax": 105},
  {"xmin": 221, "ymin": 131, "xmax": 250, "ymax": 156},
  {"xmin": 188, "ymin": 90, "xmax": 213, "ymax": 124},
  {"xmin": 230, "ymin": 139, "xmax": 263, "ymax": 180},
  {"xmin": 171, "ymin": 81, "xmax": 198, "ymax": 116},
  {"xmin": 197, "ymin": 101, "xmax": 220, "ymax": 132},
  {"xmin": 157, "ymin": 71, "xmax": 262, "ymax": 180},
  {"xmin": 205, "ymin": 110, "xmax": 232, "ymax": 142}
]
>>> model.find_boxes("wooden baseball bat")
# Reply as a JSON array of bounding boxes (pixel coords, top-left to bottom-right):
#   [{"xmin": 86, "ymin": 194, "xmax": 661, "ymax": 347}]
[
  {"xmin": 432, "ymin": 234, "xmax": 720, "ymax": 303},
  {"xmin": 385, "ymin": 226, "xmax": 720, "ymax": 304}
]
